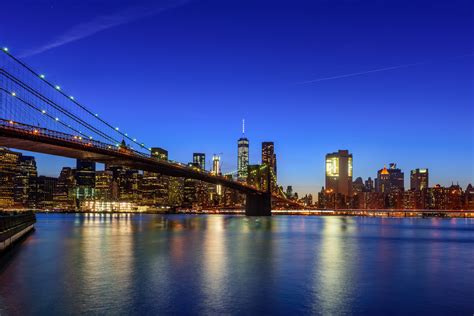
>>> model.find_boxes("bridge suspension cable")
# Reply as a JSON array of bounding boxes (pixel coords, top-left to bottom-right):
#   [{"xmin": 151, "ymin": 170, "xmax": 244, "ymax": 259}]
[
  {"xmin": 0, "ymin": 87, "xmax": 96, "ymax": 140},
  {"xmin": 1, "ymin": 47, "xmax": 151, "ymax": 152},
  {"xmin": 0, "ymin": 69, "xmax": 120, "ymax": 145}
]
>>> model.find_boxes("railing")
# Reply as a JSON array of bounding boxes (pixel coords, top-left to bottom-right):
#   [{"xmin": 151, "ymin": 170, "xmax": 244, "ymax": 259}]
[
  {"xmin": 0, "ymin": 118, "xmax": 265, "ymax": 193},
  {"xmin": 0, "ymin": 118, "xmax": 149, "ymax": 158},
  {"xmin": 0, "ymin": 211, "xmax": 36, "ymax": 235}
]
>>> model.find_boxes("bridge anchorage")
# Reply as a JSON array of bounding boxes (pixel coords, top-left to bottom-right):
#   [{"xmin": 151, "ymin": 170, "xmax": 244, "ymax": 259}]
[{"xmin": 0, "ymin": 47, "xmax": 302, "ymax": 215}]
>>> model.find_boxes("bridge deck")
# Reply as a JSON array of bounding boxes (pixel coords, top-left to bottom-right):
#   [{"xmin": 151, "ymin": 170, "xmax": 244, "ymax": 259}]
[{"xmin": 0, "ymin": 121, "xmax": 267, "ymax": 195}]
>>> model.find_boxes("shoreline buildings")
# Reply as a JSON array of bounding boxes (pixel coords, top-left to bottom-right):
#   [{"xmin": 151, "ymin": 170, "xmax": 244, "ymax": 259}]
[{"xmin": 319, "ymin": 149, "xmax": 472, "ymax": 210}]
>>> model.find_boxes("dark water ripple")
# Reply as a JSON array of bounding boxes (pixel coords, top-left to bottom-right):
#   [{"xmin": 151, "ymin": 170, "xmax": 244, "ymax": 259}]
[{"xmin": 0, "ymin": 214, "xmax": 473, "ymax": 315}]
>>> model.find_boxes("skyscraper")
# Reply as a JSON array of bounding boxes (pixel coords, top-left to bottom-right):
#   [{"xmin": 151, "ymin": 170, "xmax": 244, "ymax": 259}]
[
  {"xmin": 262, "ymin": 142, "xmax": 277, "ymax": 179},
  {"xmin": 36, "ymin": 176, "xmax": 57, "ymax": 209},
  {"xmin": 212, "ymin": 155, "xmax": 222, "ymax": 196},
  {"xmin": 212, "ymin": 155, "xmax": 221, "ymax": 175},
  {"xmin": 53, "ymin": 167, "xmax": 75, "ymax": 210},
  {"xmin": 0, "ymin": 148, "xmax": 21, "ymax": 208},
  {"xmin": 376, "ymin": 163, "xmax": 404, "ymax": 193},
  {"xmin": 75, "ymin": 159, "xmax": 96, "ymax": 202},
  {"xmin": 237, "ymin": 120, "xmax": 249, "ymax": 181},
  {"xmin": 193, "ymin": 153, "xmax": 206, "ymax": 170},
  {"xmin": 14, "ymin": 155, "xmax": 38, "ymax": 208},
  {"xmin": 151, "ymin": 147, "xmax": 168, "ymax": 161},
  {"xmin": 375, "ymin": 166, "xmax": 391, "ymax": 193},
  {"xmin": 410, "ymin": 168, "xmax": 429, "ymax": 191},
  {"xmin": 365, "ymin": 177, "xmax": 374, "ymax": 192},
  {"xmin": 325, "ymin": 150, "xmax": 353, "ymax": 196},
  {"xmin": 388, "ymin": 163, "xmax": 404, "ymax": 191}
]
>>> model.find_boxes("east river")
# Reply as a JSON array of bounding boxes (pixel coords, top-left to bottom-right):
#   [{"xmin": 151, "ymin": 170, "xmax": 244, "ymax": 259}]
[{"xmin": 1, "ymin": 214, "xmax": 473, "ymax": 315}]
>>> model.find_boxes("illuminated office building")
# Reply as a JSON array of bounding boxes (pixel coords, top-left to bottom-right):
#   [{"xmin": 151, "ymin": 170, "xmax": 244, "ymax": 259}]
[
  {"xmin": 0, "ymin": 148, "xmax": 21, "ymax": 208},
  {"xmin": 212, "ymin": 155, "xmax": 221, "ymax": 175},
  {"xmin": 14, "ymin": 155, "xmax": 38, "ymax": 208},
  {"xmin": 325, "ymin": 150, "xmax": 353, "ymax": 196},
  {"xmin": 53, "ymin": 167, "xmax": 75, "ymax": 210},
  {"xmin": 376, "ymin": 166, "xmax": 391, "ymax": 194},
  {"xmin": 36, "ymin": 176, "xmax": 57, "ymax": 209},
  {"xmin": 95, "ymin": 170, "xmax": 115, "ymax": 201},
  {"xmin": 76, "ymin": 159, "xmax": 96, "ymax": 187},
  {"xmin": 151, "ymin": 147, "xmax": 168, "ymax": 161},
  {"xmin": 376, "ymin": 163, "xmax": 404, "ymax": 193},
  {"xmin": 75, "ymin": 159, "xmax": 96, "ymax": 203},
  {"xmin": 193, "ymin": 153, "xmax": 206, "ymax": 170},
  {"xmin": 212, "ymin": 155, "xmax": 222, "ymax": 196},
  {"xmin": 262, "ymin": 142, "xmax": 277, "ymax": 179},
  {"xmin": 410, "ymin": 168, "xmax": 429, "ymax": 191},
  {"xmin": 237, "ymin": 120, "xmax": 249, "ymax": 181}
]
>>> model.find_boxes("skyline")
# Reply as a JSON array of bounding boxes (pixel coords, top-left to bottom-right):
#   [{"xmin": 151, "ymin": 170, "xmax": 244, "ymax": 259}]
[{"xmin": 1, "ymin": 0, "xmax": 473, "ymax": 196}]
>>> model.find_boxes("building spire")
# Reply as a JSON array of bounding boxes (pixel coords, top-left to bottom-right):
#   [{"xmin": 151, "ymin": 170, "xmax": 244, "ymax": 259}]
[{"xmin": 242, "ymin": 118, "xmax": 245, "ymax": 135}]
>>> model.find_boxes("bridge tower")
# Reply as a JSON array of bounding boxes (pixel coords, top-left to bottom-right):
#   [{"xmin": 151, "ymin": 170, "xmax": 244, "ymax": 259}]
[{"xmin": 245, "ymin": 165, "xmax": 272, "ymax": 216}]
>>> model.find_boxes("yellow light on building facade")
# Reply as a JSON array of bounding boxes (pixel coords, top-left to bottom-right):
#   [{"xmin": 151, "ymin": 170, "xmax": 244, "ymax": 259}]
[
  {"xmin": 348, "ymin": 157, "xmax": 353, "ymax": 177},
  {"xmin": 326, "ymin": 157, "xmax": 339, "ymax": 177}
]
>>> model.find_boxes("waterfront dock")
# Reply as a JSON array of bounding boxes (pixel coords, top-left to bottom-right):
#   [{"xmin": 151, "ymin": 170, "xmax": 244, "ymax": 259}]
[{"xmin": 0, "ymin": 211, "xmax": 36, "ymax": 253}]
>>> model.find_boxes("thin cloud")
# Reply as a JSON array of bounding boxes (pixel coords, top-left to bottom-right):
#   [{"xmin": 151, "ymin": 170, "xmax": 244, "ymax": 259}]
[
  {"xmin": 296, "ymin": 53, "xmax": 474, "ymax": 85},
  {"xmin": 20, "ymin": 1, "xmax": 189, "ymax": 58}
]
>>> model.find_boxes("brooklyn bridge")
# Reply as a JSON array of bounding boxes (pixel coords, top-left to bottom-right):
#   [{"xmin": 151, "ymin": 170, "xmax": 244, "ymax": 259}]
[{"xmin": 0, "ymin": 47, "xmax": 300, "ymax": 215}]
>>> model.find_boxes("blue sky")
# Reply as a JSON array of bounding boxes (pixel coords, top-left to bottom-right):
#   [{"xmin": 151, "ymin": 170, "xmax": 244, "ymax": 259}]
[{"xmin": 1, "ymin": 0, "xmax": 473, "ymax": 196}]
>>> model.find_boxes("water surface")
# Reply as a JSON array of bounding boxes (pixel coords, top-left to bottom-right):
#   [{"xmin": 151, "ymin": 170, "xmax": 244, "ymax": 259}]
[{"xmin": 1, "ymin": 214, "xmax": 473, "ymax": 315}]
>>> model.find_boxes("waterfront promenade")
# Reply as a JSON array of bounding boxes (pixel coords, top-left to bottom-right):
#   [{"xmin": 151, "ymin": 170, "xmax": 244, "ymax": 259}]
[{"xmin": 0, "ymin": 211, "xmax": 36, "ymax": 252}]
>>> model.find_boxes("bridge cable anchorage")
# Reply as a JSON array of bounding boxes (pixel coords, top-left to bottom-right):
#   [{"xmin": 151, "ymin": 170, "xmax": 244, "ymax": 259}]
[
  {"xmin": 0, "ymin": 48, "xmax": 150, "ymax": 152},
  {"xmin": 0, "ymin": 69, "xmax": 120, "ymax": 145}
]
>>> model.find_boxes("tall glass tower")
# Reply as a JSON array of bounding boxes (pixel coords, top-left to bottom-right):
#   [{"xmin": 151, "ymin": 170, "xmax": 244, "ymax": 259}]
[
  {"xmin": 237, "ymin": 120, "xmax": 249, "ymax": 182},
  {"xmin": 193, "ymin": 153, "xmax": 206, "ymax": 170}
]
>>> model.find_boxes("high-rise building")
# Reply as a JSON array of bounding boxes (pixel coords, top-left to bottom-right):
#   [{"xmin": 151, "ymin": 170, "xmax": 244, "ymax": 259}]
[
  {"xmin": 212, "ymin": 155, "xmax": 222, "ymax": 196},
  {"xmin": 36, "ymin": 176, "xmax": 57, "ymax": 209},
  {"xmin": 14, "ymin": 155, "xmax": 38, "ymax": 208},
  {"xmin": 376, "ymin": 163, "xmax": 404, "ymax": 194},
  {"xmin": 151, "ymin": 147, "xmax": 168, "ymax": 161},
  {"xmin": 75, "ymin": 159, "xmax": 96, "ymax": 203},
  {"xmin": 352, "ymin": 177, "xmax": 364, "ymax": 194},
  {"xmin": 0, "ymin": 148, "xmax": 21, "ymax": 208},
  {"xmin": 262, "ymin": 142, "xmax": 277, "ymax": 179},
  {"xmin": 53, "ymin": 167, "xmax": 75, "ymax": 210},
  {"xmin": 146, "ymin": 147, "xmax": 170, "ymax": 206},
  {"xmin": 193, "ymin": 153, "xmax": 206, "ymax": 170},
  {"xmin": 212, "ymin": 155, "xmax": 221, "ymax": 175},
  {"xmin": 76, "ymin": 159, "xmax": 96, "ymax": 187},
  {"xmin": 365, "ymin": 177, "xmax": 374, "ymax": 192},
  {"xmin": 388, "ymin": 163, "xmax": 404, "ymax": 191},
  {"xmin": 95, "ymin": 170, "xmax": 115, "ymax": 201},
  {"xmin": 375, "ymin": 166, "xmax": 391, "ymax": 194},
  {"xmin": 325, "ymin": 150, "xmax": 353, "ymax": 196},
  {"xmin": 410, "ymin": 168, "xmax": 429, "ymax": 191},
  {"xmin": 237, "ymin": 120, "xmax": 249, "ymax": 182},
  {"xmin": 168, "ymin": 177, "xmax": 184, "ymax": 207},
  {"xmin": 286, "ymin": 186, "xmax": 293, "ymax": 199}
]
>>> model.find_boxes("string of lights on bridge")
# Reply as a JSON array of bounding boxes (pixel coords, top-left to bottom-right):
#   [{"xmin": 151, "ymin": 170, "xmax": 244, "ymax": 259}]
[
  {"xmin": 1, "ymin": 46, "xmax": 300, "ymax": 205},
  {"xmin": 1, "ymin": 46, "xmax": 152, "ymax": 152}
]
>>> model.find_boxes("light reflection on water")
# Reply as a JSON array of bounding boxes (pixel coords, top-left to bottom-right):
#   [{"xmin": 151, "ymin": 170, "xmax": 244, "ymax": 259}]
[{"xmin": 0, "ymin": 214, "xmax": 473, "ymax": 315}]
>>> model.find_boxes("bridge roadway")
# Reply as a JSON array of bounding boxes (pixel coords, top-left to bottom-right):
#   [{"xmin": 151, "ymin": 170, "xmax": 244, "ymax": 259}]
[{"xmin": 0, "ymin": 120, "xmax": 294, "ymax": 215}]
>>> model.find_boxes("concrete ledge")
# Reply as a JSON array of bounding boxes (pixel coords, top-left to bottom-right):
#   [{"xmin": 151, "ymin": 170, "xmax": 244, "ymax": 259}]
[{"xmin": 0, "ymin": 224, "xmax": 35, "ymax": 252}]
